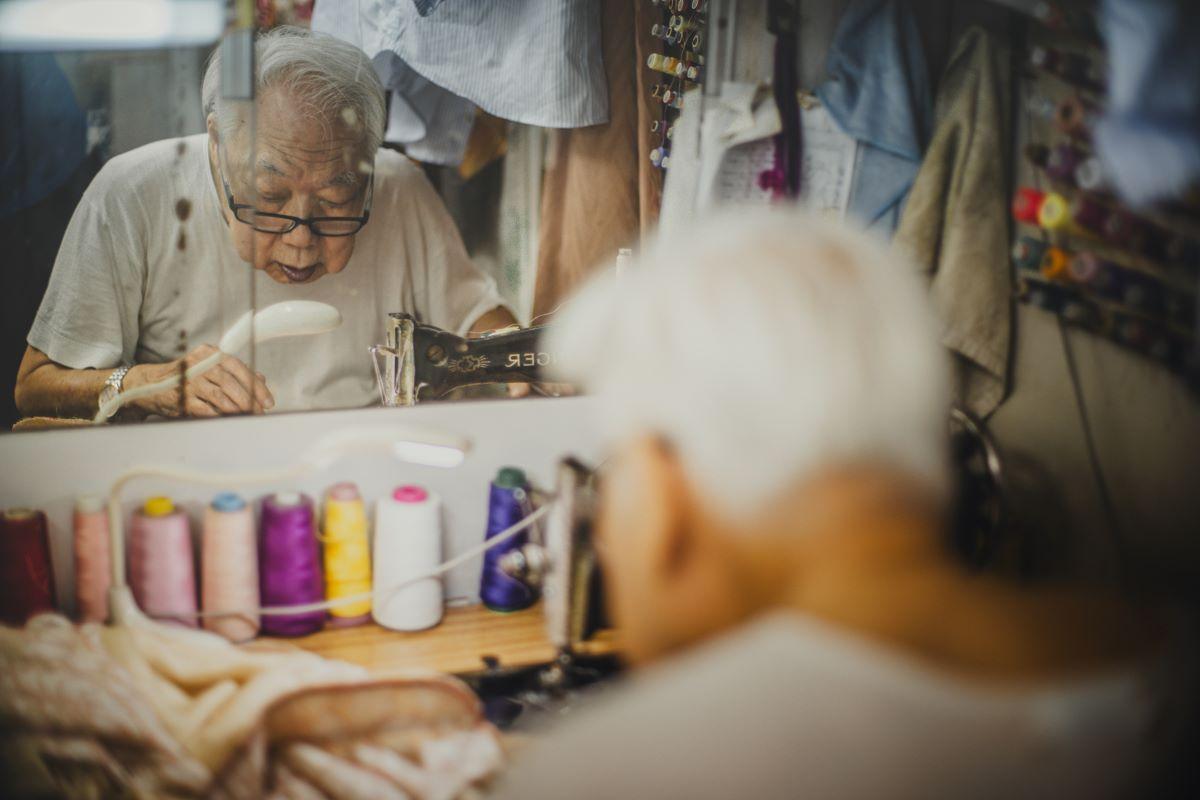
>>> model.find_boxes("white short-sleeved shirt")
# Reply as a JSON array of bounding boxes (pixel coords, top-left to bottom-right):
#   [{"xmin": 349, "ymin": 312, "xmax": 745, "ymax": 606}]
[
  {"xmin": 494, "ymin": 613, "xmax": 1187, "ymax": 799},
  {"xmin": 28, "ymin": 133, "xmax": 506, "ymax": 412}
]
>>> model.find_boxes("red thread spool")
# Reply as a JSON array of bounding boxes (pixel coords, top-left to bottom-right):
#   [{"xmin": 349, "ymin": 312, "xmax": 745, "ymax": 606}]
[
  {"xmin": 0, "ymin": 508, "xmax": 56, "ymax": 626},
  {"xmin": 1012, "ymin": 187, "xmax": 1046, "ymax": 224}
]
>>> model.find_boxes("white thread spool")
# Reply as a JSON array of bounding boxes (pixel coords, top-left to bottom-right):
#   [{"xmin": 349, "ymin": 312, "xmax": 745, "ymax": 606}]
[{"xmin": 373, "ymin": 485, "xmax": 443, "ymax": 631}]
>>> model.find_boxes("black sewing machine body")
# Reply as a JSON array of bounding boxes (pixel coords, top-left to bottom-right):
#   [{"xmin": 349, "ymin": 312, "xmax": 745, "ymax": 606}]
[{"xmin": 372, "ymin": 313, "xmax": 558, "ymax": 405}]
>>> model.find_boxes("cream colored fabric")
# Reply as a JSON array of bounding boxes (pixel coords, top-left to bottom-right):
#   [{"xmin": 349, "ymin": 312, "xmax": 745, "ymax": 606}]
[
  {"xmin": 894, "ymin": 27, "xmax": 1013, "ymax": 418},
  {"xmin": 0, "ymin": 615, "xmax": 502, "ymax": 798}
]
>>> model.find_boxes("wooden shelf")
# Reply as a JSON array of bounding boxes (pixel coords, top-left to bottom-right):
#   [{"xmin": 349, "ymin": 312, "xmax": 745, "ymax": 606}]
[{"xmin": 287, "ymin": 603, "xmax": 620, "ymax": 676}]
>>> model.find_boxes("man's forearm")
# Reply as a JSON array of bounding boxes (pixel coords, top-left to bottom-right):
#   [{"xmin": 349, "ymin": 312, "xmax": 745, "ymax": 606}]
[
  {"xmin": 15, "ymin": 364, "xmax": 111, "ymax": 420},
  {"xmin": 13, "ymin": 347, "xmax": 134, "ymax": 420}
]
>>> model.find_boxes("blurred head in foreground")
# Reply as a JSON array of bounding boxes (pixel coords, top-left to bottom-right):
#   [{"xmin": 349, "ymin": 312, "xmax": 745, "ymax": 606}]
[{"xmin": 549, "ymin": 209, "xmax": 950, "ymax": 664}]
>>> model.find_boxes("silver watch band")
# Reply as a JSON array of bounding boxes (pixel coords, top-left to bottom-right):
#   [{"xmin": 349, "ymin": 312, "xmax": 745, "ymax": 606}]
[{"xmin": 100, "ymin": 365, "xmax": 132, "ymax": 419}]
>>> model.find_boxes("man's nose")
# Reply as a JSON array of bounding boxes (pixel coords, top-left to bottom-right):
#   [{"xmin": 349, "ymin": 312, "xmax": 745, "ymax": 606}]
[{"xmin": 281, "ymin": 220, "xmax": 317, "ymax": 249}]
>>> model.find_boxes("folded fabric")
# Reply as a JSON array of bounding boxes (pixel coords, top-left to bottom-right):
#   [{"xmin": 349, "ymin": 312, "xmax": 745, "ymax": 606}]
[
  {"xmin": 1095, "ymin": 0, "xmax": 1200, "ymax": 209},
  {"xmin": 817, "ymin": 0, "xmax": 932, "ymax": 234},
  {"xmin": 0, "ymin": 614, "xmax": 503, "ymax": 798},
  {"xmin": 894, "ymin": 27, "xmax": 1013, "ymax": 419}
]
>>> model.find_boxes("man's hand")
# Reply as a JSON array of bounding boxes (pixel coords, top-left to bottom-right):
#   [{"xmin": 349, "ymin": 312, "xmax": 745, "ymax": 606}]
[{"xmin": 124, "ymin": 344, "xmax": 275, "ymax": 418}]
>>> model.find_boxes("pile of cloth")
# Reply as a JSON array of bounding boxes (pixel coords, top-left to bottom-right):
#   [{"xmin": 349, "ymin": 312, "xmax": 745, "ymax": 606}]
[{"xmin": 0, "ymin": 614, "xmax": 503, "ymax": 798}]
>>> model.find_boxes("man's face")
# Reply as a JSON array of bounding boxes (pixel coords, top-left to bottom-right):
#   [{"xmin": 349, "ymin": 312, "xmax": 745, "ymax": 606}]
[
  {"xmin": 212, "ymin": 87, "xmax": 371, "ymax": 285},
  {"xmin": 596, "ymin": 438, "xmax": 749, "ymax": 665}
]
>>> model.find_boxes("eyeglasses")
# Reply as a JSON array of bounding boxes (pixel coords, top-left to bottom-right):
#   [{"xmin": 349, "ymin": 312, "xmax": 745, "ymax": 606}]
[{"xmin": 219, "ymin": 160, "xmax": 373, "ymax": 237}]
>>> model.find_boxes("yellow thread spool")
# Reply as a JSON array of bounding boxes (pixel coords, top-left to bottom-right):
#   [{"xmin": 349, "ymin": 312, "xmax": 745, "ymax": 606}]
[{"xmin": 321, "ymin": 483, "xmax": 372, "ymax": 622}]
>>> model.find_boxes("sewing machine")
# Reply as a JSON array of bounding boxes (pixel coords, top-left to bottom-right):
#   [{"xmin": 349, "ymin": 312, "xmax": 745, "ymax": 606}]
[
  {"xmin": 459, "ymin": 456, "xmax": 615, "ymax": 729},
  {"xmin": 372, "ymin": 313, "xmax": 558, "ymax": 406}
]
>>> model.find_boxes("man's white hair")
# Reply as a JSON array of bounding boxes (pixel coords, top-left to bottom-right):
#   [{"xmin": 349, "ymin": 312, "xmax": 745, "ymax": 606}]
[
  {"xmin": 548, "ymin": 208, "xmax": 951, "ymax": 518},
  {"xmin": 202, "ymin": 26, "xmax": 385, "ymax": 157}
]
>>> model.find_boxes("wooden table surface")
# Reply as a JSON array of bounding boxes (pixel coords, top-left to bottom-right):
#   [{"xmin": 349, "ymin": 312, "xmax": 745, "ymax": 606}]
[{"xmin": 290, "ymin": 603, "xmax": 619, "ymax": 675}]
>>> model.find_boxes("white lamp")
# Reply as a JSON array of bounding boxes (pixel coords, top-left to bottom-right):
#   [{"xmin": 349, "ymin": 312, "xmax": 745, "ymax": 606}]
[
  {"xmin": 94, "ymin": 301, "xmax": 342, "ymax": 424},
  {"xmin": 105, "ymin": 424, "xmax": 471, "ymax": 626},
  {"xmin": 0, "ymin": 0, "xmax": 224, "ymax": 51}
]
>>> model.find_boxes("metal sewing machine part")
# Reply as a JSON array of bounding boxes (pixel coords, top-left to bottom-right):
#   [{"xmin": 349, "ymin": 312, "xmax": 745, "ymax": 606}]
[
  {"xmin": 498, "ymin": 457, "xmax": 609, "ymax": 656},
  {"xmin": 370, "ymin": 313, "xmax": 562, "ymax": 406}
]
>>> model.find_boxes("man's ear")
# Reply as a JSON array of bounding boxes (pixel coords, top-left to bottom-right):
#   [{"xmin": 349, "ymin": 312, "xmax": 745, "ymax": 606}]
[{"xmin": 627, "ymin": 437, "xmax": 695, "ymax": 580}]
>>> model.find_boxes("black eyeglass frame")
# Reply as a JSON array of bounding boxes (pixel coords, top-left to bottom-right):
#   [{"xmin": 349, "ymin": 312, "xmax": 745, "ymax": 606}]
[{"xmin": 218, "ymin": 159, "xmax": 374, "ymax": 238}]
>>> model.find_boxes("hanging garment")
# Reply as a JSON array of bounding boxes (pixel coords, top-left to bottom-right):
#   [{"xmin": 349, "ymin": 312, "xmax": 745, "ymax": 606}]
[
  {"xmin": 313, "ymin": 0, "xmax": 607, "ymax": 167},
  {"xmin": 532, "ymin": 0, "xmax": 640, "ymax": 320},
  {"xmin": 894, "ymin": 27, "xmax": 1013, "ymax": 419},
  {"xmin": 816, "ymin": 0, "xmax": 932, "ymax": 234},
  {"xmin": 1094, "ymin": 0, "xmax": 1200, "ymax": 209}
]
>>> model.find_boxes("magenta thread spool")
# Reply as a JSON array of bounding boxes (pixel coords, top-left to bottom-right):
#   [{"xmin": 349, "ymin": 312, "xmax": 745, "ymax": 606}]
[
  {"xmin": 259, "ymin": 492, "xmax": 325, "ymax": 636},
  {"xmin": 202, "ymin": 493, "xmax": 260, "ymax": 642},
  {"xmin": 129, "ymin": 497, "xmax": 198, "ymax": 628}
]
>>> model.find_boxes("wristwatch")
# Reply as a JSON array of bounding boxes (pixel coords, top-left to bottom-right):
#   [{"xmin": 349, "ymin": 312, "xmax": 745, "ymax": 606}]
[{"xmin": 98, "ymin": 365, "xmax": 132, "ymax": 420}]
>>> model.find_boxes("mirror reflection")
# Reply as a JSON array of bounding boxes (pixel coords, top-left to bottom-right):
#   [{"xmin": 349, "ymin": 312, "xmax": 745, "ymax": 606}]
[{"xmin": 6, "ymin": 3, "xmax": 634, "ymax": 431}]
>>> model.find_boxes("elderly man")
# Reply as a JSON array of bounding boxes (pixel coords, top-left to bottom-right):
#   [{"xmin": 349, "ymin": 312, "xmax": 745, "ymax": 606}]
[
  {"xmin": 14, "ymin": 26, "xmax": 515, "ymax": 421},
  {"xmin": 493, "ymin": 210, "xmax": 1182, "ymax": 798}
]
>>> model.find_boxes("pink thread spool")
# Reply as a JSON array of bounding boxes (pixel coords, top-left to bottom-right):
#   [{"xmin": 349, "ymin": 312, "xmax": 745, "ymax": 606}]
[
  {"xmin": 129, "ymin": 496, "xmax": 198, "ymax": 628},
  {"xmin": 202, "ymin": 493, "xmax": 260, "ymax": 642},
  {"xmin": 73, "ymin": 495, "xmax": 111, "ymax": 622}
]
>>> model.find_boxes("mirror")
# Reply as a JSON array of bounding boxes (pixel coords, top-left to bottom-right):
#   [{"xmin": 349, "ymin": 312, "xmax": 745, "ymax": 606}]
[{"xmin": 4, "ymin": 1, "xmax": 646, "ymax": 431}]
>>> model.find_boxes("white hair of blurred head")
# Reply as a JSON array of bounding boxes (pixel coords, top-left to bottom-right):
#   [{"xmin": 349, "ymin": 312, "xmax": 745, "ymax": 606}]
[{"xmin": 548, "ymin": 208, "xmax": 951, "ymax": 519}]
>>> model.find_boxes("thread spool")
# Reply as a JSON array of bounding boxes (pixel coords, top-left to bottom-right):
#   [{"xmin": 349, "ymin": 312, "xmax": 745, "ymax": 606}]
[
  {"xmin": 1055, "ymin": 94, "xmax": 1094, "ymax": 139},
  {"xmin": 201, "ymin": 492, "xmax": 260, "ymax": 642},
  {"xmin": 1045, "ymin": 143, "xmax": 1086, "ymax": 183},
  {"xmin": 73, "ymin": 495, "xmax": 110, "ymax": 623},
  {"xmin": 1012, "ymin": 236, "xmax": 1048, "ymax": 271},
  {"xmin": 480, "ymin": 468, "xmax": 538, "ymax": 613},
  {"xmin": 0, "ymin": 508, "xmax": 56, "ymax": 626},
  {"xmin": 259, "ymin": 492, "xmax": 324, "ymax": 636},
  {"xmin": 321, "ymin": 482, "xmax": 371, "ymax": 627},
  {"xmin": 1068, "ymin": 252, "xmax": 1120, "ymax": 297},
  {"xmin": 373, "ymin": 486, "xmax": 443, "ymax": 632},
  {"xmin": 1012, "ymin": 187, "xmax": 1046, "ymax": 225},
  {"xmin": 1040, "ymin": 246, "xmax": 1071, "ymax": 281},
  {"xmin": 1074, "ymin": 157, "xmax": 1106, "ymax": 192},
  {"xmin": 129, "ymin": 497, "xmax": 198, "ymax": 628}
]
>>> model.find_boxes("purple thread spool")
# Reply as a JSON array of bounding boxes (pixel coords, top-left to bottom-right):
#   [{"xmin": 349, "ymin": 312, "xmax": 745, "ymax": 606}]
[
  {"xmin": 480, "ymin": 467, "xmax": 538, "ymax": 612},
  {"xmin": 259, "ymin": 492, "xmax": 325, "ymax": 636}
]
